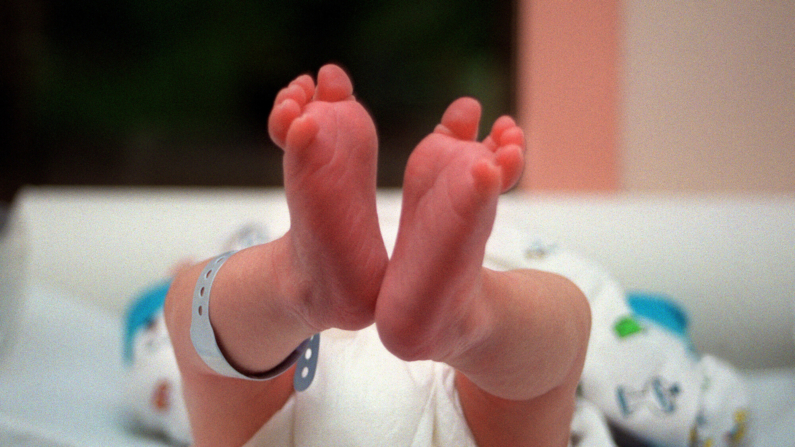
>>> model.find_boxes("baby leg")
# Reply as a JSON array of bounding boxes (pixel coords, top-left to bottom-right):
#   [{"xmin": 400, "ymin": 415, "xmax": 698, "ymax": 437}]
[
  {"xmin": 165, "ymin": 64, "xmax": 388, "ymax": 447},
  {"xmin": 376, "ymin": 98, "xmax": 591, "ymax": 446}
]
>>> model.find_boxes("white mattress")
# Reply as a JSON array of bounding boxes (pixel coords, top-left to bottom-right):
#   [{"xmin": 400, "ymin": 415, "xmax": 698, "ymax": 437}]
[{"xmin": 0, "ymin": 285, "xmax": 793, "ymax": 446}]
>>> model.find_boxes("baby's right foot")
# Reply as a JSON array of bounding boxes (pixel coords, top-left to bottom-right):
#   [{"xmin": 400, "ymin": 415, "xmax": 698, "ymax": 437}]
[
  {"xmin": 376, "ymin": 97, "xmax": 525, "ymax": 362},
  {"xmin": 268, "ymin": 64, "xmax": 388, "ymax": 332}
]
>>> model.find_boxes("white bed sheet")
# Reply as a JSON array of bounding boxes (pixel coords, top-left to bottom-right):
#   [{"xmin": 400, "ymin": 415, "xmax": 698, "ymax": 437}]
[
  {"xmin": 0, "ymin": 285, "xmax": 169, "ymax": 447},
  {"xmin": 1, "ymin": 285, "xmax": 793, "ymax": 447},
  {"xmin": 745, "ymin": 368, "xmax": 795, "ymax": 447}
]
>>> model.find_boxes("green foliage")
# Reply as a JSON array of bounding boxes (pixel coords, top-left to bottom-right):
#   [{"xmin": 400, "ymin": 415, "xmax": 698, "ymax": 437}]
[
  {"xmin": 26, "ymin": 0, "xmax": 511, "ymax": 187},
  {"xmin": 33, "ymin": 0, "xmax": 509, "ymax": 138}
]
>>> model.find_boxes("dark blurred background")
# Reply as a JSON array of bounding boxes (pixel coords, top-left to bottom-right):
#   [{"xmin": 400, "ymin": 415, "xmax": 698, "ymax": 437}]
[{"xmin": 1, "ymin": 0, "xmax": 514, "ymax": 202}]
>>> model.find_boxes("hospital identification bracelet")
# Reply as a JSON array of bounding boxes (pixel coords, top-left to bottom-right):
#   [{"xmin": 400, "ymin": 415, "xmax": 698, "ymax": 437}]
[{"xmin": 190, "ymin": 251, "xmax": 319, "ymax": 391}]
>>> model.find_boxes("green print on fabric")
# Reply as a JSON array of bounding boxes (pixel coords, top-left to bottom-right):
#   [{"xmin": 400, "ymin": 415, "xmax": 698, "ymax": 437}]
[{"xmin": 614, "ymin": 315, "xmax": 644, "ymax": 338}]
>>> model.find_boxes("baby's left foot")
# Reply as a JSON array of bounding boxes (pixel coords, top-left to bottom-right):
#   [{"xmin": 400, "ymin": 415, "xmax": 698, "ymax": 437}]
[
  {"xmin": 268, "ymin": 64, "xmax": 388, "ymax": 332},
  {"xmin": 376, "ymin": 97, "xmax": 525, "ymax": 362}
]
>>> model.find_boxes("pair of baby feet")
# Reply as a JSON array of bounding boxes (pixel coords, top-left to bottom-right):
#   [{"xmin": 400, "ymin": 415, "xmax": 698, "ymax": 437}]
[{"xmin": 268, "ymin": 64, "xmax": 525, "ymax": 362}]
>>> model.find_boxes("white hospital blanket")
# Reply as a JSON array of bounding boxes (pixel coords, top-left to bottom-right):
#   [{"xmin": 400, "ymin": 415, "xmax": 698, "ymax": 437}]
[
  {"xmin": 745, "ymin": 368, "xmax": 795, "ymax": 447},
  {"xmin": 0, "ymin": 285, "xmax": 168, "ymax": 447}
]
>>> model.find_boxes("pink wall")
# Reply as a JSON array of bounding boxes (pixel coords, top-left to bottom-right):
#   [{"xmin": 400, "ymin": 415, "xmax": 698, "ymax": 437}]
[
  {"xmin": 516, "ymin": 2, "xmax": 795, "ymax": 193},
  {"xmin": 621, "ymin": 3, "xmax": 795, "ymax": 192},
  {"xmin": 516, "ymin": 0, "xmax": 620, "ymax": 191}
]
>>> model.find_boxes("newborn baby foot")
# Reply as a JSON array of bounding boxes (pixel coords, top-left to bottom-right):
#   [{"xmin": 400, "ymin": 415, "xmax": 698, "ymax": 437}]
[
  {"xmin": 268, "ymin": 64, "xmax": 388, "ymax": 332},
  {"xmin": 376, "ymin": 97, "xmax": 525, "ymax": 362}
]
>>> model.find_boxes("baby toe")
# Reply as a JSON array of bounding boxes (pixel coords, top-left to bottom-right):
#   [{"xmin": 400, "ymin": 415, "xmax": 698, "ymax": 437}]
[
  {"xmin": 268, "ymin": 98, "xmax": 303, "ymax": 148},
  {"xmin": 438, "ymin": 97, "xmax": 481, "ymax": 141},
  {"xmin": 275, "ymin": 83, "xmax": 309, "ymax": 109},
  {"xmin": 291, "ymin": 74, "xmax": 316, "ymax": 103},
  {"xmin": 314, "ymin": 64, "xmax": 354, "ymax": 103},
  {"xmin": 495, "ymin": 144, "xmax": 525, "ymax": 191},
  {"xmin": 489, "ymin": 116, "xmax": 524, "ymax": 148},
  {"xmin": 498, "ymin": 125, "xmax": 525, "ymax": 149},
  {"xmin": 284, "ymin": 114, "xmax": 320, "ymax": 153}
]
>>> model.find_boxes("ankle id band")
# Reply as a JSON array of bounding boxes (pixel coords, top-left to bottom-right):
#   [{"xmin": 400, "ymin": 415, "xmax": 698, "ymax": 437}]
[{"xmin": 190, "ymin": 251, "xmax": 319, "ymax": 390}]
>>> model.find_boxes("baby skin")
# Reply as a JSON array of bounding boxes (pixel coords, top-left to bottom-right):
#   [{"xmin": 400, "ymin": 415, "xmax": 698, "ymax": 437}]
[{"xmin": 165, "ymin": 64, "xmax": 590, "ymax": 447}]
